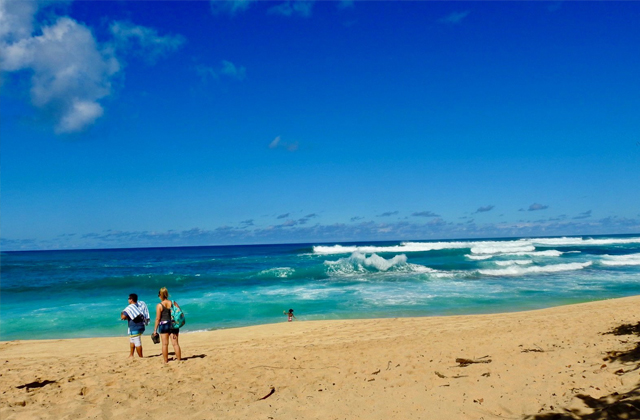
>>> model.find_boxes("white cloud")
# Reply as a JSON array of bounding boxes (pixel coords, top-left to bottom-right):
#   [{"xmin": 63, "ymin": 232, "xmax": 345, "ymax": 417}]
[
  {"xmin": 439, "ymin": 10, "xmax": 471, "ymax": 24},
  {"xmin": 220, "ymin": 60, "xmax": 246, "ymax": 80},
  {"xmin": 338, "ymin": 1, "xmax": 354, "ymax": 10},
  {"xmin": 210, "ymin": 0, "xmax": 256, "ymax": 16},
  {"xmin": 269, "ymin": 136, "xmax": 281, "ymax": 148},
  {"xmin": 269, "ymin": 135, "xmax": 298, "ymax": 151},
  {"xmin": 109, "ymin": 21, "xmax": 185, "ymax": 63},
  {"xmin": 196, "ymin": 60, "xmax": 246, "ymax": 82},
  {"xmin": 268, "ymin": 1, "xmax": 314, "ymax": 18},
  {"xmin": 57, "ymin": 99, "xmax": 104, "ymax": 133},
  {"xmin": 1, "ymin": 15, "xmax": 119, "ymax": 133},
  {"xmin": 0, "ymin": 1, "xmax": 184, "ymax": 134},
  {"xmin": 0, "ymin": 0, "xmax": 37, "ymax": 41}
]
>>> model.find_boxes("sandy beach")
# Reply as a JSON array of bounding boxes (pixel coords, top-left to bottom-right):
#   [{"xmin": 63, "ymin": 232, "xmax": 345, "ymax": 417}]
[{"xmin": 1, "ymin": 297, "xmax": 639, "ymax": 420}]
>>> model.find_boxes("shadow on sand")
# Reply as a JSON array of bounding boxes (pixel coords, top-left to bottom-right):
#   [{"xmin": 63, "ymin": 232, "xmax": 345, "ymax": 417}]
[
  {"xmin": 524, "ymin": 322, "xmax": 640, "ymax": 420},
  {"xmin": 147, "ymin": 352, "xmax": 207, "ymax": 361},
  {"xmin": 16, "ymin": 380, "xmax": 57, "ymax": 390}
]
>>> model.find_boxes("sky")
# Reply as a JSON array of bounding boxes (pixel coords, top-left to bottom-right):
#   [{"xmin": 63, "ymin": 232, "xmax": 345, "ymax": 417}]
[{"xmin": 1, "ymin": 0, "xmax": 639, "ymax": 251}]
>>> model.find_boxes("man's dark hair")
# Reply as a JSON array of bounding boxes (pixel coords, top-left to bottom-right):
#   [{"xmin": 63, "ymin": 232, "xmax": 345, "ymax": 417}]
[{"xmin": 129, "ymin": 293, "xmax": 138, "ymax": 303}]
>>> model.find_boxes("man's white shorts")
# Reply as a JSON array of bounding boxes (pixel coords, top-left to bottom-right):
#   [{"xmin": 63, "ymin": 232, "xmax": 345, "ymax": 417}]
[{"xmin": 129, "ymin": 333, "xmax": 142, "ymax": 347}]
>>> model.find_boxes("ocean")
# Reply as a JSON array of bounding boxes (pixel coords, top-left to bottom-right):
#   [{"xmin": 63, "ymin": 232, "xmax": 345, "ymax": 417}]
[{"xmin": 2, "ymin": 234, "xmax": 640, "ymax": 341}]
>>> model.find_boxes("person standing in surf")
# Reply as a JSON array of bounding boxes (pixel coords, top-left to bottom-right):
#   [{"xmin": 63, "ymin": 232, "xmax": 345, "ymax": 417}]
[{"xmin": 284, "ymin": 309, "xmax": 296, "ymax": 322}]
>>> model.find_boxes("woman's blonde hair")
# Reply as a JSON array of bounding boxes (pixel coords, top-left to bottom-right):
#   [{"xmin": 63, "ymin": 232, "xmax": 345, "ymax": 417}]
[{"xmin": 159, "ymin": 287, "xmax": 169, "ymax": 300}]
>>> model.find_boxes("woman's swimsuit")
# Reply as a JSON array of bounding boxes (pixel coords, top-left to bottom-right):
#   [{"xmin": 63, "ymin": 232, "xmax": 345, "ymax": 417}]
[{"xmin": 158, "ymin": 303, "xmax": 178, "ymax": 334}]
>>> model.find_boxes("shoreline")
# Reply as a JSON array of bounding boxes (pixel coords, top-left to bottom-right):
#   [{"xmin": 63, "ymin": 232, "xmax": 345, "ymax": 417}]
[
  {"xmin": 2, "ymin": 296, "xmax": 639, "ymax": 419},
  {"xmin": 0, "ymin": 295, "xmax": 615, "ymax": 343}
]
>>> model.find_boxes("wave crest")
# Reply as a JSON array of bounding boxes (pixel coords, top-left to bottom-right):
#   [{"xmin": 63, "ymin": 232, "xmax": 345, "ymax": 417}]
[
  {"xmin": 479, "ymin": 261, "xmax": 592, "ymax": 276},
  {"xmin": 600, "ymin": 253, "xmax": 640, "ymax": 267},
  {"xmin": 324, "ymin": 252, "xmax": 433, "ymax": 276},
  {"xmin": 257, "ymin": 267, "xmax": 295, "ymax": 278}
]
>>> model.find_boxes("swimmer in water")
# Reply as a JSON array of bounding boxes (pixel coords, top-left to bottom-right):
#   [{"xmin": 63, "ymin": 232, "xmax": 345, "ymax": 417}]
[{"xmin": 283, "ymin": 309, "xmax": 296, "ymax": 322}]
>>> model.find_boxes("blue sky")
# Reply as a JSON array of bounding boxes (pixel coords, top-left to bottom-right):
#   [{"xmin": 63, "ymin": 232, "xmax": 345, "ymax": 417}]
[{"xmin": 1, "ymin": 0, "xmax": 639, "ymax": 251}]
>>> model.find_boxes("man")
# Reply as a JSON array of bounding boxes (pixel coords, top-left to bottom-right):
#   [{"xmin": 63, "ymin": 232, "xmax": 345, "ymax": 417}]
[{"xmin": 121, "ymin": 293, "xmax": 150, "ymax": 358}]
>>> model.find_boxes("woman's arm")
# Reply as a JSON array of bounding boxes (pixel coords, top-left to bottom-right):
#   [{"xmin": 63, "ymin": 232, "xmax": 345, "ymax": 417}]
[{"xmin": 154, "ymin": 303, "xmax": 162, "ymax": 333}]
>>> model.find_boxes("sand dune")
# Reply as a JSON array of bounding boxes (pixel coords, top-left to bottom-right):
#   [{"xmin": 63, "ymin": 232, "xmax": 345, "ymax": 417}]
[{"xmin": 2, "ymin": 296, "xmax": 640, "ymax": 419}]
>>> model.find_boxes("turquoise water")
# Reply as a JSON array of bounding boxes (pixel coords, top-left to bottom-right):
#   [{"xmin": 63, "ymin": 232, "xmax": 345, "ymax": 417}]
[{"xmin": 2, "ymin": 234, "xmax": 640, "ymax": 340}]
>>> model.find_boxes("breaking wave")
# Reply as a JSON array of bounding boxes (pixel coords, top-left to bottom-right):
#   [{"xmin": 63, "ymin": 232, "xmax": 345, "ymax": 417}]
[
  {"xmin": 494, "ymin": 260, "xmax": 533, "ymax": 266},
  {"xmin": 599, "ymin": 253, "xmax": 640, "ymax": 267},
  {"xmin": 324, "ymin": 252, "xmax": 434, "ymax": 276},
  {"xmin": 257, "ymin": 267, "xmax": 295, "ymax": 278},
  {"xmin": 465, "ymin": 250, "xmax": 563, "ymax": 260},
  {"xmin": 530, "ymin": 237, "xmax": 640, "ymax": 246},
  {"xmin": 479, "ymin": 261, "xmax": 592, "ymax": 276},
  {"xmin": 314, "ymin": 236, "xmax": 640, "ymax": 256}
]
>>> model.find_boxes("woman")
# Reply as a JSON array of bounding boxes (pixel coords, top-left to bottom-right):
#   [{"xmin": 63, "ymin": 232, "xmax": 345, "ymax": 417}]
[{"xmin": 153, "ymin": 287, "xmax": 182, "ymax": 363}]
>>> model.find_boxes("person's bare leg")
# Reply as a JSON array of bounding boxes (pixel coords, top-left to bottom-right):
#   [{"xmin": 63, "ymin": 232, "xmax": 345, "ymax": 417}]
[
  {"xmin": 160, "ymin": 333, "xmax": 169, "ymax": 363},
  {"xmin": 129, "ymin": 342, "xmax": 135, "ymax": 358},
  {"xmin": 171, "ymin": 333, "xmax": 181, "ymax": 361},
  {"xmin": 136, "ymin": 345, "xmax": 143, "ymax": 358}
]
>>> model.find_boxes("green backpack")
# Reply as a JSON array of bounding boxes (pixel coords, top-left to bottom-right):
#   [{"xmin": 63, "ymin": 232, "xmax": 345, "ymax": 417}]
[{"xmin": 171, "ymin": 301, "xmax": 186, "ymax": 329}]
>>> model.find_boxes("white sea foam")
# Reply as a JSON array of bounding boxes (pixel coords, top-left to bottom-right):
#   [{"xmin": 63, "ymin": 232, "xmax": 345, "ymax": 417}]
[
  {"xmin": 470, "ymin": 242, "xmax": 535, "ymax": 255},
  {"xmin": 531, "ymin": 237, "xmax": 640, "ymax": 246},
  {"xmin": 324, "ymin": 252, "xmax": 434, "ymax": 276},
  {"xmin": 258, "ymin": 267, "xmax": 295, "ymax": 278},
  {"xmin": 494, "ymin": 260, "xmax": 533, "ymax": 266},
  {"xmin": 466, "ymin": 254, "xmax": 493, "ymax": 260},
  {"xmin": 466, "ymin": 250, "xmax": 563, "ymax": 260},
  {"xmin": 479, "ymin": 261, "xmax": 592, "ymax": 276},
  {"xmin": 600, "ymin": 253, "xmax": 640, "ymax": 266},
  {"xmin": 260, "ymin": 286, "xmax": 335, "ymax": 300},
  {"xmin": 508, "ymin": 250, "xmax": 564, "ymax": 257},
  {"xmin": 314, "ymin": 236, "xmax": 640, "ymax": 256},
  {"xmin": 314, "ymin": 242, "xmax": 469, "ymax": 255}
]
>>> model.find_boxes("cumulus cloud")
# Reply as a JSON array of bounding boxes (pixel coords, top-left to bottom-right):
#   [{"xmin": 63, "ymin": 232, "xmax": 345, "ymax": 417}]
[
  {"xmin": 0, "ymin": 1, "xmax": 183, "ymax": 134},
  {"xmin": 277, "ymin": 213, "xmax": 290, "ymax": 219},
  {"xmin": 268, "ymin": 1, "xmax": 314, "ymax": 17},
  {"xmin": 0, "ymin": 0, "xmax": 37, "ymax": 42},
  {"xmin": 528, "ymin": 203, "xmax": 549, "ymax": 211},
  {"xmin": 474, "ymin": 205, "xmax": 495, "ymax": 214},
  {"xmin": 1, "ymin": 15, "xmax": 119, "ymax": 133},
  {"xmin": 210, "ymin": 0, "xmax": 256, "ymax": 15},
  {"xmin": 439, "ymin": 10, "xmax": 470, "ymax": 24},
  {"xmin": 240, "ymin": 219, "xmax": 254, "ymax": 227},
  {"xmin": 350, "ymin": 216, "xmax": 364, "ymax": 222},
  {"xmin": 412, "ymin": 211, "xmax": 440, "ymax": 218},
  {"xmin": 377, "ymin": 211, "xmax": 399, "ymax": 217}
]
